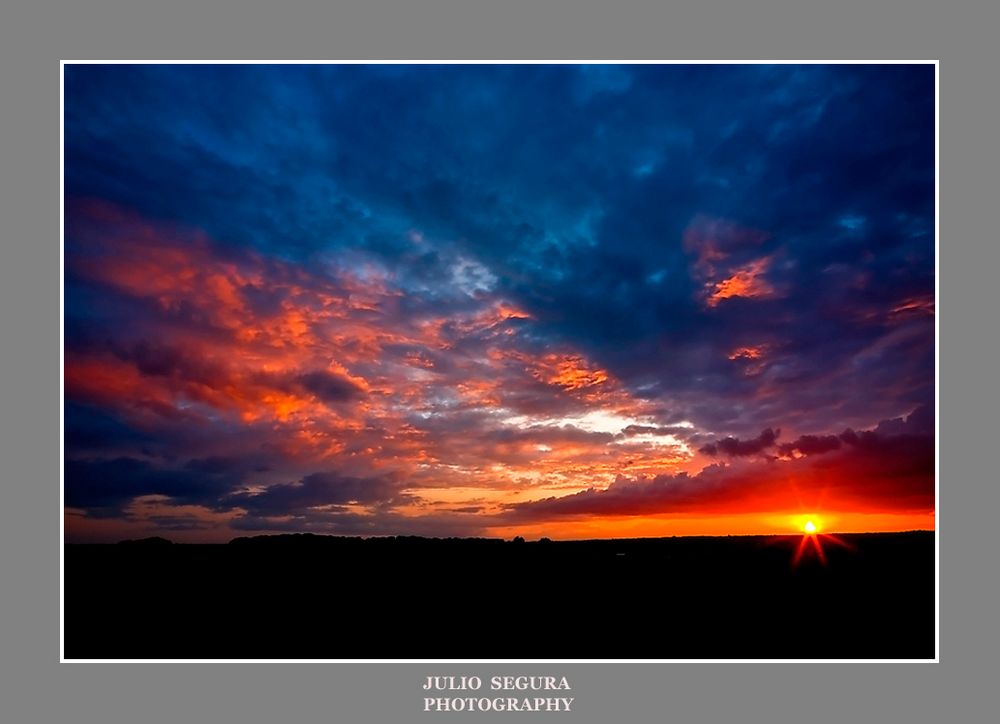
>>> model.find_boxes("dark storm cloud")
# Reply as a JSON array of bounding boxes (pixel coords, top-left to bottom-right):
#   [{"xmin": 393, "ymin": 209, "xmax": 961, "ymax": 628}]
[
  {"xmin": 295, "ymin": 370, "xmax": 366, "ymax": 403},
  {"xmin": 224, "ymin": 471, "xmax": 412, "ymax": 515},
  {"xmin": 777, "ymin": 434, "xmax": 842, "ymax": 457},
  {"xmin": 64, "ymin": 401, "xmax": 151, "ymax": 451},
  {"xmin": 115, "ymin": 340, "xmax": 228, "ymax": 383},
  {"xmin": 65, "ymin": 456, "xmax": 241, "ymax": 512},
  {"xmin": 699, "ymin": 428, "xmax": 780, "ymax": 457}
]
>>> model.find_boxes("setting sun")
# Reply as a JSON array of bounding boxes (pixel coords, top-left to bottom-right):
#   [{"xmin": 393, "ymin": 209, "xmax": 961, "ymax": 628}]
[{"xmin": 788, "ymin": 514, "xmax": 827, "ymax": 535}]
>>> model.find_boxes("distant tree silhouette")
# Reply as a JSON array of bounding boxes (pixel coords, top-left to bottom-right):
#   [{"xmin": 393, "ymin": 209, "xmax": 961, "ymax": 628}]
[{"xmin": 511, "ymin": 536, "xmax": 525, "ymax": 544}]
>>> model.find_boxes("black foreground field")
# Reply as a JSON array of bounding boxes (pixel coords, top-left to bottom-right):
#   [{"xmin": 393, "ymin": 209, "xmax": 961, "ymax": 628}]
[{"xmin": 64, "ymin": 531, "xmax": 934, "ymax": 659}]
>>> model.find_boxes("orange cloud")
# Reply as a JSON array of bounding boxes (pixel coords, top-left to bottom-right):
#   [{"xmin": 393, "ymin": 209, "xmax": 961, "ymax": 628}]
[
  {"xmin": 728, "ymin": 345, "xmax": 765, "ymax": 361},
  {"xmin": 537, "ymin": 354, "xmax": 609, "ymax": 391},
  {"xmin": 706, "ymin": 257, "xmax": 776, "ymax": 306}
]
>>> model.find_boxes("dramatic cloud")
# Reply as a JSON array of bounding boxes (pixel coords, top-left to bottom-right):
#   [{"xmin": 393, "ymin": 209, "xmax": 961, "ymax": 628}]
[
  {"xmin": 777, "ymin": 434, "xmax": 842, "ymax": 458},
  {"xmin": 699, "ymin": 428, "xmax": 780, "ymax": 458},
  {"xmin": 296, "ymin": 370, "xmax": 367, "ymax": 404},
  {"xmin": 63, "ymin": 64, "xmax": 935, "ymax": 540},
  {"xmin": 225, "ymin": 471, "xmax": 411, "ymax": 514}
]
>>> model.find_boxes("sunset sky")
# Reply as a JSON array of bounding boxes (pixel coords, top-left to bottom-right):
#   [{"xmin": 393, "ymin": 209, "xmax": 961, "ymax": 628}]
[{"xmin": 63, "ymin": 64, "xmax": 935, "ymax": 542}]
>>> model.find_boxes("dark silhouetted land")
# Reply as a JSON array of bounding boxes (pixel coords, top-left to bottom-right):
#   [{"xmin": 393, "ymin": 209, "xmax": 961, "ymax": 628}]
[{"xmin": 64, "ymin": 531, "xmax": 934, "ymax": 659}]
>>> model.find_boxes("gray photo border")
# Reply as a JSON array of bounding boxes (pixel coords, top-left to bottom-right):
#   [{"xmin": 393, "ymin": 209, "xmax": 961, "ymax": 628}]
[{"xmin": 3, "ymin": 1, "xmax": 998, "ymax": 723}]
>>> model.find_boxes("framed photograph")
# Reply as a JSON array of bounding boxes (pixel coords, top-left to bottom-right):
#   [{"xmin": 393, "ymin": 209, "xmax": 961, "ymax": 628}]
[{"xmin": 62, "ymin": 62, "xmax": 936, "ymax": 663}]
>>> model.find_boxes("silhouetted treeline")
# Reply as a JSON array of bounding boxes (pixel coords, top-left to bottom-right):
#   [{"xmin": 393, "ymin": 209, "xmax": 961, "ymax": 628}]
[{"xmin": 65, "ymin": 531, "xmax": 935, "ymax": 659}]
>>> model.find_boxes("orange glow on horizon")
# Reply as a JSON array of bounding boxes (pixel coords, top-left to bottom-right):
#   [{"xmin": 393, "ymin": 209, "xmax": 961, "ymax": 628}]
[{"xmin": 485, "ymin": 510, "xmax": 933, "ymax": 542}]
